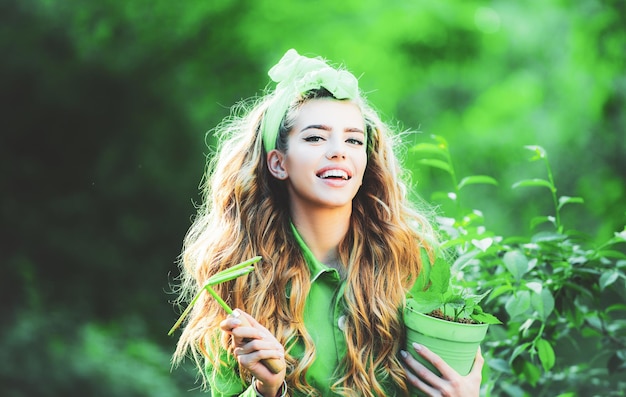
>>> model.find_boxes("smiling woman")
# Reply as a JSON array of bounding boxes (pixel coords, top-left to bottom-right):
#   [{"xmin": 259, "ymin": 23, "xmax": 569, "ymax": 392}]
[
  {"xmin": 170, "ymin": 49, "xmax": 483, "ymax": 397},
  {"xmin": 267, "ymin": 98, "xmax": 367, "ymax": 217}
]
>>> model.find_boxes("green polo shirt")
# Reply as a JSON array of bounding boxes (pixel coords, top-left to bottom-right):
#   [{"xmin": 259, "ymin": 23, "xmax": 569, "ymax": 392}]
[
  {"xmin": 287, "ymin": 223, "xmax": 348, "ymax": 394},
  {"xmin": 204, "ymin": 224, "xmax": 426, "ymax": 396}
]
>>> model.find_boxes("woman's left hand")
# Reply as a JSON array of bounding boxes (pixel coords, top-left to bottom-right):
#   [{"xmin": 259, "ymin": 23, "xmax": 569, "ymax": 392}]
[{"xmin": 401, "ymin": 343, "xmax": 484, "ymax": 397}]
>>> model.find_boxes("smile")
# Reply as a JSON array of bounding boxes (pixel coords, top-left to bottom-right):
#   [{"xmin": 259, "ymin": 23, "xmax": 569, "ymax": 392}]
[{"xmin": 317, "ymin": 169, "xmax": 351, "ymax": 180}]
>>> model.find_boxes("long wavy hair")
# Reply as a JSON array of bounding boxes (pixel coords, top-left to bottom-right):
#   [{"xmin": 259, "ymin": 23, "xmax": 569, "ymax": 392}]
[{"xmin": 172, "ymin": 87, "xmax": 436, "ymax": 396}]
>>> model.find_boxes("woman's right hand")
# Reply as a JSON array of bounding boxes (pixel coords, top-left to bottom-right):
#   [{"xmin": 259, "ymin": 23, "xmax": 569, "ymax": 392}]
[{"xmin": 220, "ymin": 309, "xmax": 286, "ymax": 397}]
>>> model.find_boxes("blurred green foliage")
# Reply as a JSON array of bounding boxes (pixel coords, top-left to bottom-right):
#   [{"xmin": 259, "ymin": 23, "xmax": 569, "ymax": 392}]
[
  {"xmin": 415, "ymin": 138, "xmax": 626, "ymax": 396},
  {"xmin": 1, "ymin": 0, "xmax": 624, "ymax": 395}
]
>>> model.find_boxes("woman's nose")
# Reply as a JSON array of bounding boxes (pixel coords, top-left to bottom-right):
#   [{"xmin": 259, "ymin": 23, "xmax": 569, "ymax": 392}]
[{"xmin": 326, "ymin": 138, "xmax": 347, "ymax": 159}]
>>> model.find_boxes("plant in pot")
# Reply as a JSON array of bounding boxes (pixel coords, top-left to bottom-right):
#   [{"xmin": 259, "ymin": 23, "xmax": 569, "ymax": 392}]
[
  {"xmin": 404, "ymin": 254, "xmax": 502, "ymax": 377},
  {"xmin": 405, "ymin": 134, "xmax": 501, "ymax": 379}
]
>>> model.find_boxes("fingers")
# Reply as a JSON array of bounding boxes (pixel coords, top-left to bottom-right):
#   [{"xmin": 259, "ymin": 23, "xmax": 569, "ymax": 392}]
[
  {"xmin": 401, "ymin": 343, "xmax": 484, "ymax": 397},
  {"xmin": 221, "ymin": 309, "xmax": 287, "ymax": 377},
  {"xmin": 219, "ymin": 315, "xmax": 243, "ymax": 333},
  {"xmin": 401, "ymin": 349, "xmax": 439, "ymax": 396},
  {"xmin": 236, "ymin": 309, "xmax": 263, "ymax": 328},
  {"xmin": 220, "ymin": 309, "xmax": 265, "ymax": 346},
  {"xmin": 413, "ymin": 343, "xmax": 457, "ymax": 380},
  {"xmin": 234, "ymin": 339, "xmax": 285, "ymax": 368},
  {"xmin": 402, "ymin": 343, "xmax": 460, "ymax": 396}
]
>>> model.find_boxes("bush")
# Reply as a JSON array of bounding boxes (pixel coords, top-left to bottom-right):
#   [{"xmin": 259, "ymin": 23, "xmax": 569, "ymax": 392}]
[
  {"xmin": 412, "ymin": 136, "xmax": 626, "ymax": 396},
  {"xmin": 0, "ymin": 309, "xmax": 204, "ymax": 397}
]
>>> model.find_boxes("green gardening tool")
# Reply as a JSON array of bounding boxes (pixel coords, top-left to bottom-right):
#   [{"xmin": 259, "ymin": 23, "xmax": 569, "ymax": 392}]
[{"xmin": 168, "ymin": 256, "xmax": 285, "ymax": 374}]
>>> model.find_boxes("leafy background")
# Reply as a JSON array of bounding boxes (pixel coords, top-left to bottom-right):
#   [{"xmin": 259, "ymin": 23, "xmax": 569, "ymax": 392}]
[{"xmin": 2, "ymin": 0, "xmax": 624, "ymax": 395}]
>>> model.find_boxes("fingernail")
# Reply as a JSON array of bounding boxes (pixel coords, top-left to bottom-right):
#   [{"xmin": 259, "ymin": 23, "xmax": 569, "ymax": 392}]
[
  {"xmin": 413, "ymin": 342, "xmax": 422, "ymax": 351},
  {"xmin": 400, "ymin": 350, "xmax": 408, "ymax": 358},
  {"xmin": 230, "ymin": 310, "xmax": 241, "ymax": 324}
]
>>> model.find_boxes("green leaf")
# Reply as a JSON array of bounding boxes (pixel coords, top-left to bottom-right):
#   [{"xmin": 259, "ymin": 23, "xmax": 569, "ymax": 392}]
[
  {"xmin": 531, "ymin": 288, "xmax": 555, "ymax": 321},
  {"xmin": 522, "ymin": 361, "xmax": 541, "ymax": 386},
  {"xmin": 488, "ymin": 359, "xmax": 510, "ymax": 373},
  {"xmin": 536, "ymin": 338, "xmax": 556, "ymax": 371},
  {"xmin": 599, "ymin": 270, "xmax": 620, "ymax": 290},
  {"xmin": 509, "ymin": 342, "xmax": 532, "ymax": 364},
  {"xmin": 457, "ymin": 175, "xmax": 498, "ymax": 190},
  {"xmin": 445, "ymin": 299, "xmax": 470, "ymax": 319},
  {"xmin": 531, "ymin": 231, "xmax": 566, "ymax": 243},
  {"xmin": 417, "ymin": 159, "xmax": 453, "ymax": 174},
  {"xmin": 205, "ymin": 256, "xmax": 262, "ymax": 285},
  {"xmin": 408, "ymin": 256, "xmax": 452, "ymax": 314},
  {"xmin": 471, "ymin": 237, "xmax": 493, "ymax": 252},
  {"xmin": 439, "ymin": 237, "xmax": 463, "ymax": 250},
  {"xmin": 430, "ymin": 134, "xmax": 449, "ymax": 148},
  {"xmin": 168, "ymin": 256, "xmax": 262, "ymax": 336},
  {"xmin": 471, "ymin": 308, "xmax": 502, "ymax": 325},
  {"xmin": 520, "ymin": 318, "xmax": 535, "ymax": 333},
  {"xmin": 428, "ymin": 256, "xmax": 451, "ymax": 295},
  {"xmin": 410, "ymin": 142, "xmax": 448, "ymax": 158},
  {"xmin": 524, "ymin": 145, "xmax": 547, "ymax": 161},
  {"xmin": 505, "ymin": 291, "xmax": 531, "ymax": 319},
  {"xmin": 466, "ymin": 289, "xmax": 491, "ymax": 305},
  {"xmin": 596, "ymin": 250, "xmax": 626, "ymax": 260},
  {"xmin": 557, "ymin": 196, "xmax": 584, "ymax": 210},
  {"xmin": 541, "ymin": 289, "xmax": 555, "ymax": 319},
  {"xmin": 205, "ymin": 265, "xmax": 255, "ymax": 286},
  {"xmin": 487, "ymin": 284, "xmax": 514, "ymax": 302},
  {"xmin": 512, "ymin": 178, "xmax": 554, "ymax": 191},
  {"xmin": 503, "ymin": 250, "xmax": 529, "ymax": 281},
  {"xmin": 607, "ymin": 304, "xmax": 626, "ymax": 314},
  {"xmin": 406, "ymin": 292, "xmax": 442, "ymax": 314},
  {"xmin": 530, "ymin": 215, "xmax": 555, "ymax": 229},
  {"xmin": 452, "ymin": 249, "xmax": 481, "ymax": 270},
  {"xmin": 525, "ymin": 281, "xmax": 543, "ymax": 294}
]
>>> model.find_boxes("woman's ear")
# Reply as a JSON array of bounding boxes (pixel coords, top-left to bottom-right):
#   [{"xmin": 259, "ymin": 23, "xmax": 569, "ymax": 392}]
[{"xmin": 267, "ymin": 149, "xmax": 288, "ymax": 180}]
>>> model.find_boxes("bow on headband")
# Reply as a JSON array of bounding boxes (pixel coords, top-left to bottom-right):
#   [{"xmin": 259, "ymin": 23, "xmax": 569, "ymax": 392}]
[{"xmin": 262, "ymin": 49, "xmax": 360, "ymax": 152}]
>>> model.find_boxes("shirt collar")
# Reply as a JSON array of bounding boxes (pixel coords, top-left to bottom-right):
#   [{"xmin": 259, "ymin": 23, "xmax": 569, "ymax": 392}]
[{"xmin": 290, "ymin": 223, "xmax": 340, "ymax": 282}]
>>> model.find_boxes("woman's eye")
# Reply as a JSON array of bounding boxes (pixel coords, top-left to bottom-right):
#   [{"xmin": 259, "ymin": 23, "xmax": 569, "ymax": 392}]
[
  {"xmin": 347, "ymin": 138, "xmax": 364, "ymax": 145},
  {"xmin": 304, "ymin": 136, "xmax": 324, "ymax": 142}
]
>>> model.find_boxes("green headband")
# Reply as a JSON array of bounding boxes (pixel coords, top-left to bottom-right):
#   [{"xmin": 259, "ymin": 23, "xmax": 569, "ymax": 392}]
[{"xmin": 261, "ymin": 49, "xmax": 360, "ymax": 153}]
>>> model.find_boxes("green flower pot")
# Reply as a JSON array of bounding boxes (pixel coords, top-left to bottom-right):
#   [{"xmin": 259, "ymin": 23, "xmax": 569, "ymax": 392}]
[{"xmin": 404, "ymin": 299, "xmax": 489, "ymax": 376}]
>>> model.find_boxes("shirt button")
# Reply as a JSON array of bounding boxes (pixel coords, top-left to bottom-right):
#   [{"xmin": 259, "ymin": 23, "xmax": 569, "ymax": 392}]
[{"xmin": 338, "ymin": 315, "xmax": 347, "ymax": 331}]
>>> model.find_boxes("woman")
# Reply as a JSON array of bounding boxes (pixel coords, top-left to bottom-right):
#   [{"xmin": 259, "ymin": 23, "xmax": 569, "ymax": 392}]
[{"xmin": 172, "ymin": 49, "xmax": 483, "ymax": 396}]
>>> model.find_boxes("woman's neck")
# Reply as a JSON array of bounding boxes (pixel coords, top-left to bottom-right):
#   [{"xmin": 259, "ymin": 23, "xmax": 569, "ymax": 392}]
[{"xmin": 290, "ymin": 206, "xmax": 351, "ymax": 265}]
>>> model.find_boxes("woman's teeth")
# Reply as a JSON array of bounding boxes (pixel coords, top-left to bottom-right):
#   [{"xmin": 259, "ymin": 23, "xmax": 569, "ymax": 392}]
[{"xmin": 318, "ymin": 169, "xmax": 349, "ymax": 180}]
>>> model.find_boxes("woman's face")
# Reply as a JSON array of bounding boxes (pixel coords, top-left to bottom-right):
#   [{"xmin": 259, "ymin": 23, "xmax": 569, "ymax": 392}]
[{"xmin": 269, "ymin": 98, "xmax": 367, "ymax": 215}]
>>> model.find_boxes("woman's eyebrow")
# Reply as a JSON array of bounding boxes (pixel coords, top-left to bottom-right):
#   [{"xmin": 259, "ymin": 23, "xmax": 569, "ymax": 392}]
[
  {"xmin": 300, "ymin": 125, "xmax": 364, "ymax": 134},
  {"xmin": 300, "ymin": 124, "xmax": 331, "ymax": 132},
  {"xmin": 345, "ymin": 127, "xmax": 365, "ymax": 134}
]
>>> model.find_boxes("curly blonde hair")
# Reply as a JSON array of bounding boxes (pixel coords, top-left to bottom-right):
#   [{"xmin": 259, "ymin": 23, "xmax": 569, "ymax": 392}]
[{"xmin": 172, "ymin": 87, "xmax": 436, "ymax": 397}]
